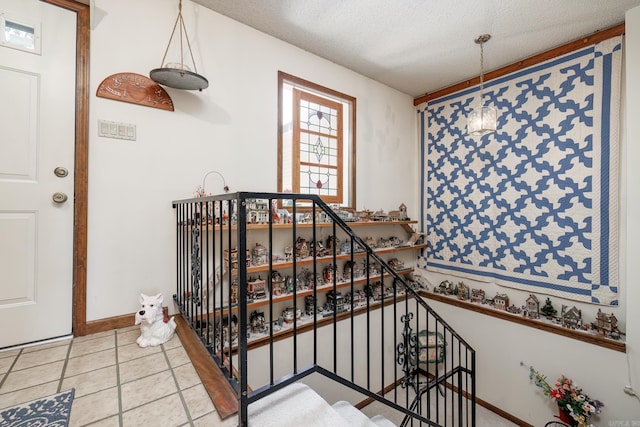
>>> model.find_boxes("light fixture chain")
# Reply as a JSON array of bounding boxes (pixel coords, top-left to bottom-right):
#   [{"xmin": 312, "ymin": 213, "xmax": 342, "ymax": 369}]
[{"xmin": 479, "ymin": 39, "xmax": 484, "ymax": 102}]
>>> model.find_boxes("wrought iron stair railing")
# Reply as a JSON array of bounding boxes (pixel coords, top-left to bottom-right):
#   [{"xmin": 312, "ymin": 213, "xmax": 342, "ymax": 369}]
[{"xmin": 172, "ymin": 192, "xmax": 476, "ymax": 426}]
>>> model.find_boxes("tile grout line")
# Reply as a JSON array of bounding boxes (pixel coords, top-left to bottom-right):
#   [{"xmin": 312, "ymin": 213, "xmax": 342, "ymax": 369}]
[
  {"xmin": 0, "ymin": 348, "xmax": 23, "ymax": 392},
  {"xmin": 58, "ymin": 340, "xmax": 74, "ymax": 393},
  {"xmin": 115, "ymin": 330, "xmax": 124, "ymax": 427},
  {"xmin": 162, "ymin": 341, "xmax": 195, "ymax": 426}
]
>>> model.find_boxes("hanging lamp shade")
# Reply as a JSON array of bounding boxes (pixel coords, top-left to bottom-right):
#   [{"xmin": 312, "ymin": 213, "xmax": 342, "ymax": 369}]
[
  {"xmin": 467, "ymin": 34, "xmax": 496, "ymax": 136},
  {"xmin": 467, "ymin": 105, "xmax": 497, "ymax": 136},
  {"xmin": 150, "ymin": 0, "xmax": 208, "ymax": 91}
]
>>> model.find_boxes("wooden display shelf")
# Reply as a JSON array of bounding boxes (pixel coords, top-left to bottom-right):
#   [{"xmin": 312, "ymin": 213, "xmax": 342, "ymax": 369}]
[
  {"xmin": 241, "ymin": 245, "xmax": 427, "ymax": 275},
  {"xmin": 217, "ymin": 293, "xmax": 410, "ymax": 354},
  {"xmin": 181, "ymin": 220, "xmax": 420, "ymax": 234},
  {"xmin": 208, "ymin": 269, "xmax": 414, "ymax": 315},
  {"xmin": 421, "ymin": 290, "xmax": 626, "ymax": 353}
]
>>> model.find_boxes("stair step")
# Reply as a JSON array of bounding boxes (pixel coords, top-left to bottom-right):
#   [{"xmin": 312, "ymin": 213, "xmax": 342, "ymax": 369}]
[
  {"xmin": 332, "ymin": 401, "xmax": 378, "ymax": 427},
  {"xmin": 248, "ymin": 383, "xmax": 350, "ymax": 427},
  {"xmin": 371, "ymin": 414, "xmax": 398, "ymax": 427},
  {"xmin": 332, "ymin": 400, "xmax": 397, "ymax": 427}
]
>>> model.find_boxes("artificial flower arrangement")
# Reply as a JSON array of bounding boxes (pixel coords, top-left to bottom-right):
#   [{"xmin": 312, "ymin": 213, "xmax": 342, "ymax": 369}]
[{"xmin": 524, "ymin": 363, "xmax": 604, "ymax": 426}]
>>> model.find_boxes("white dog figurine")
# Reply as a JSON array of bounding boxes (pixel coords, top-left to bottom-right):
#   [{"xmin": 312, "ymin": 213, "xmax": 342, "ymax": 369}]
[{"xmin": 135, "ymin": 293, "xmax": 177, "ymax": 347}]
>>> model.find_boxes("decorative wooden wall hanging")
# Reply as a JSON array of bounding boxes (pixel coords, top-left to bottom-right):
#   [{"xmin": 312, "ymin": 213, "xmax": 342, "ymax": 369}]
[{"xmin": 96, "ymin": 72, "xmax": 174, "ymax": 111}]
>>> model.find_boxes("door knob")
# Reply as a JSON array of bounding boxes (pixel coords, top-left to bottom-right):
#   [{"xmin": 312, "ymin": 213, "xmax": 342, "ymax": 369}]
[
  {"xmin": 52, "ymin": 192, "xmax": 68, "ymax": 203},
  {"xmin": 54, "ymin": 167, "xmax": 68, "ymax": 178}
]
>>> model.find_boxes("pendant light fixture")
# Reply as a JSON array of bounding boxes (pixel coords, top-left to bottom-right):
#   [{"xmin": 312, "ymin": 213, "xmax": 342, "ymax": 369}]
[
  {"xmin": 467, "ymin": 34, "xmax": 496, "ymax": 136},
  {"xmin": 150, "ymin": 0, "xmax": 208, "ymax": 91}
]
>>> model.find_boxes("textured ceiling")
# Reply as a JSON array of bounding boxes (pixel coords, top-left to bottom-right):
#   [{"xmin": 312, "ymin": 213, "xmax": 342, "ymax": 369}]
[{"xmin": 191, "ymin": 0, "xmax": 640, "ymax": 97}]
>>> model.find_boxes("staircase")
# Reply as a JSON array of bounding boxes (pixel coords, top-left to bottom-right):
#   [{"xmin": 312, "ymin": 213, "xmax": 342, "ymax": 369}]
[
  {"xmin": 173, "ymin": 192, "xmax": 476, "ymax": 426},
  {"xmin": 249, "ymin": 383, "xmax": 396, "ymax": 427}
]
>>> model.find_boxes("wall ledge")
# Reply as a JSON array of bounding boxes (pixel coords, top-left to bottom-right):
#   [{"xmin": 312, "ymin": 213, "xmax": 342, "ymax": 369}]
[{"xmin": 419, "ymin": 290, "xmax": 626, "ymax": 353}]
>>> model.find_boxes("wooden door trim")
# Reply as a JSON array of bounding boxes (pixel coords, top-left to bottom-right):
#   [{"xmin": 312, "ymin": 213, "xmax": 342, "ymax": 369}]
[{"xmin": 42, "ymin": 0, "xmax": 89, "ymax": 336}]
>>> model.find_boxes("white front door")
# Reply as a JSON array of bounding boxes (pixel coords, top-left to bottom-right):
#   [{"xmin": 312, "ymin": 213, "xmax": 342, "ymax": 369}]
[{"xmin": 0, "ymin": 0, "xmax": 76, "ymax": 348}]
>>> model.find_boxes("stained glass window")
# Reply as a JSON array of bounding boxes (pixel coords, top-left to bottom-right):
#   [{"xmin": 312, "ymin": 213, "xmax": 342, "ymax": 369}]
[
  {"xmin": 293, "ymin": 90, "xmax": 342, "ymax": 202},
  {"xmin": 278, "ymin": 72, "xmax": 355, "ymax": 207}
]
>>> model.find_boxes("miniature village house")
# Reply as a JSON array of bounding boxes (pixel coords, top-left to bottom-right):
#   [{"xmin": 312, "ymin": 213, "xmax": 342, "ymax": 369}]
[
  {"xmin": 246, "ymin": 199, "xmax": 269, "ymax": 223},
  {"xmin": 251, "ymin": 242, "xmax": 269, "ymax": 266},
  {"xmin": 561, "ymin": 305, "xmax": 582, "ymax": 329},
  {"xmin": 326, "ymin": 290, "xmax": 346, "ymax": 314},
  {"xmin": 493, "ymin": 293, "xmax": 509, "ymax": 311},
  {"xmin": 596, "ymin": 309, "xmax": 618, "ymax": 334},
  {"xmin": 457, "ymin": 282, "xmax": 469, "ymax": 300},
  {"xmin": 435, "ymin": 280, "xmax": 454, "ymax": 295},
  {"xmin": 247, "ymin": 276, "xmax": 267, "ymax": 301},
  {"xmin": 471, "ymin": 288, "xmax": 485, "ymax": 303},
  {"xmin": 524, "ymin": 294, "xmax": 540, "ymax": 319}
]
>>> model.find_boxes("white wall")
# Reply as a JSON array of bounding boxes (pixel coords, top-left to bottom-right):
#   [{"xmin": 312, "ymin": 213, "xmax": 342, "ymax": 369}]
[
  {"xmin": 86, "ymin": 0, "xmax": 640, "ymax": 423},
  {"xmin": 87, "ymin": 0, "xmax": 417, "ymax": 321},
  {"xmin": 624, "ymin": 1, "xmax": 640, "ymax": 420},
  {"xmin": 415, "ymin": 6, "xmax": 640, "ymax": 425}
]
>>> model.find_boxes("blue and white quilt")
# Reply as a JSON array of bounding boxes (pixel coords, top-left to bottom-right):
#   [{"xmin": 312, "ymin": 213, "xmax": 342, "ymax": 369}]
[{"xmin": 421, "ymin": 36, "xmax": 622, "ymax": 305}]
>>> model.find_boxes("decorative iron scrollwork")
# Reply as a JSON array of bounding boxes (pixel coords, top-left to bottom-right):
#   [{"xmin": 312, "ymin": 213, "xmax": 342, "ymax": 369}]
[
  {"xmin": 190, "ymin": 227, "xmax": 201, "ymax": 305},
  {"xmin": 396, "ymin": 312, "xmax": 418, "ymax": 391}
]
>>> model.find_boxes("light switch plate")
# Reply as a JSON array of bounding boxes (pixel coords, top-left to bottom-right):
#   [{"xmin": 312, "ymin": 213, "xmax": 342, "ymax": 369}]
[{"xmin": 98, "ymin": 119, "xmax": 136, "ymax": 141}]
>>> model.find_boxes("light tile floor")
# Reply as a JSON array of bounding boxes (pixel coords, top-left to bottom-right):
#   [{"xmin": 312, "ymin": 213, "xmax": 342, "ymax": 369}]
[
  {"xmin": 0, "ymin": 326, "xmax": 237, "ymax": 427},
  {"xmin": 1, "ymin": 327, "xmax": 518, "ymax": 426}
]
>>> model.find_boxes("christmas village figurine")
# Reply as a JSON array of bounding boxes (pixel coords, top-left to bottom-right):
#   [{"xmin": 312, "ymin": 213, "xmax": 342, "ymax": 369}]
[
  {"xmin": 364, "ymin": 258, "xmax": 381, "ymax": 276},
  {"xmin": 224, "ymin": 248, "xmax": 250, "ymax": 270},
  {"xmin": 343, "ymin": 260, "xmax": 362, "ymax": 279},
  {"xmin": 305, "ymin": 295, "xmax": 321, "ymax": 316},
  {"xmin": 284, "ymin": 275, "xmax": 296, "ymax": 294},
  {"xmin": 363, "ymin": 236, "xmax": 377, "ymax": 248},
  {"xmin": 247, "ymin": 276, "xmax": 267, "ymax": 301},
  {"xmin": 540, "ymin": 297, "xmax": 557, "ymax": 319},
  {"xmin": 326, "ymin": 235, "xmax": 340, "ymax": 253},
  {"xmin": 323, "ymin": 264, "xmax": 336, "ymax": 284},
  {"xmin": 561, "ymin": 305, "xmax": 582, "ymax": 329},
  {"xmin": 594, "ymin": 309, "xmax": 620, "ymax": 339},
  {"xmin": 215, "ymin": 314, "xmax": 238, "ymax": 349},
  {"xmin": 230, "ymin": 277, "xmax": 239, "ymax": 305},
  {"xmin": 295, "ymin": 237, "xmax": 309, "ymax": 259},
  {"xmin": 387, "ymin": 258, "xmax": 405, "ymax": 271},
  {"xmin": 251, "ymin": 242, "xmax": 269, "ymax": 266},
  {"xmin": 507, "ymin": 304, "xmax": 522, "ymax": 314},
  {"xmin": 434, "ymin": 279, "xmax": 455, "ymax": 295},
  {"xmin": 457, "ymin": 282, "xmax": 470, "ymax": 300},
  {"xmin": 377, "ymin": 237, "xmax": 392, "ymax": 248},
  {"xmin": 309, "ymin": 239, "xmax": 330, "ymax": 257},
  {"xmin": 523, "ymin": 294, "xmax": 540, "ymax": 319},
  {"xmin": 388, "ymin": 203, "xmax": 408, "ymax": 221},
  {"xmin": 284, "ymin": 246, "xmax": 294, "ymax": 262},
  {"xmin": 250, "ymin": 310, "xmax": 268, "ymax": 334},
  {"xmin": 493, "ymin": 293, "xmax": 509, "ymax": 311},
  {"xmin": 471, "ymin": 288, "xmax": 485, "ymax": 303},
  {"xmin": 271, "ymin": 270, "xmax": 285, "ymax": 296},
  {"xmin": 388, "ymin": 236, "xmax": 403, "ymax": 247},
  {"xmin": 246, "ymin": 199, "xmax": 270, "ymax": 224},
  {"xmin": 349, "ymin": 289, "xmax": 368, "ymax": 308},
  {"xmin": 325, "ymin": 290, "xmax": 347, "ymax": 315},
  {"xmin": 282, "ymin": 306, "xmax": 301, "ymax": 323}
]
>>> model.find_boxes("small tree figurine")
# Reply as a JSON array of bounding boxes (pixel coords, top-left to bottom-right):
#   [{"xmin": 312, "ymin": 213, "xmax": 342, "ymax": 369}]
[{"xmin": 540, "ymin": 297, "xmax": 557, "ymax": 319}]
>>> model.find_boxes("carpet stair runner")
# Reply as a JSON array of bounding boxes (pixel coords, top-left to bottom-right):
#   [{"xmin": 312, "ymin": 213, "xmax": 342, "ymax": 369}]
[{"xmin": 248, "ymin": 382, "xmax": 397, "ymax": 427}]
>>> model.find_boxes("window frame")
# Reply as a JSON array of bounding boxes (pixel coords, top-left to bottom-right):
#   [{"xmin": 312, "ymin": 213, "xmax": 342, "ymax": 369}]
[{"xmin": 277, "ymin": 71, "xmax": 356, "ymax": 209}]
